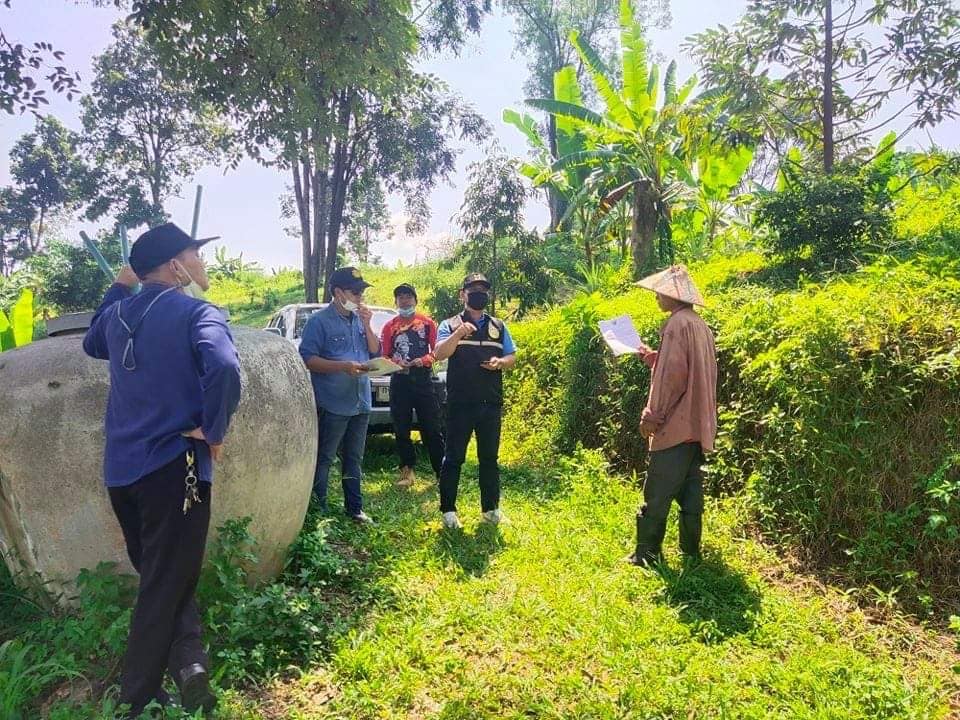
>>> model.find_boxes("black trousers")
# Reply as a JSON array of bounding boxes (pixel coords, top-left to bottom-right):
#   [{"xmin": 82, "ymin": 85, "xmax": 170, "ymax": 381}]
[
  {"xmin": 389, "ymin": 371, "xmax": 445, "ymax": 477},
  {"xmin": 439, "ymin": 402, "xmax": 502, "ymax": 513},
  {"xmin": 107, "ymin": 452, "xmax": 211, "ymax": 716}
]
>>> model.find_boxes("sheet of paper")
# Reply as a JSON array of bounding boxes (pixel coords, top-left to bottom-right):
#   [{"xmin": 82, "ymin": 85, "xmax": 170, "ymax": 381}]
[
  {"xmin": 363, "ymin": 356, "xmax": 404, "ymax": 377},
  {"xmin": 598, "ymin": 314, "xmax": 643, "ymax": 357}
]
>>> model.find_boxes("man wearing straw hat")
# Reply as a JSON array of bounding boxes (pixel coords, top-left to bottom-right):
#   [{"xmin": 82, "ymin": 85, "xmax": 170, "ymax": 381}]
[{"xmin": 629, "ymin": 265, "xmax": 717, "ymax": 566}]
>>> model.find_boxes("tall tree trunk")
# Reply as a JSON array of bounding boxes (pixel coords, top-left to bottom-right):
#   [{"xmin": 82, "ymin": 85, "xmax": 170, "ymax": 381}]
[
  {"xmin": 630, "ymin": 181, "xmax": 657, "ymax": 279},
  {"xmin": 823, "ymin": 0, "xmax": 834, "ymax": 174},
  {"xmin": 491, "ymin": 233, "xmax": 497, "ymax": 317},
  {"xmin": 34, "ymin": 206, "xmax": 45, "ymax": 252},
  {"xmin": 291, "ymin": 160, "xmax": 314, "ymax": 302},
  {"xmin": 312, "ymin": 162, "xmax": 326, "ymax": 303},
  {"xmin": 546, "ymin": 114, "xmax": 568, "ymax": 230},
  {"xmin": 321, "ymin": 93, "xmax": 353, "ymax": 302}
]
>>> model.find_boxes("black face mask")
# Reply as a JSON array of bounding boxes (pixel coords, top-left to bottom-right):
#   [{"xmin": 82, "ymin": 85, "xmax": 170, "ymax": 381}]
[{"xmin": 466, "ymin": 291, "xmax": 489, "ymax": 311}]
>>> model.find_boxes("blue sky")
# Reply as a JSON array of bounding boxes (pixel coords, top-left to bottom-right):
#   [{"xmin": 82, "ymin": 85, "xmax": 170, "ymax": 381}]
[{"xmin": 1, "ymin": 0, "xmax": 957, "ymax": 269}]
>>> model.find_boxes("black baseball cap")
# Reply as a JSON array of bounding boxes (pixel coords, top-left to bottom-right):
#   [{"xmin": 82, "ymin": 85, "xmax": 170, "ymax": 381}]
[
  {"xmin": 393, "ymin": 283, "xmax": 417, "ymax": 299},
  {"xmin": 329, "ymin": 266, "xmax": 372, "ymax": 292},
  {"xmin": 462, "ymin": 272, "xmax": 491, "ymax": 290},
  {"xmin": 129, "ymin": 223, "xmax": 219, "ymax": 278}
]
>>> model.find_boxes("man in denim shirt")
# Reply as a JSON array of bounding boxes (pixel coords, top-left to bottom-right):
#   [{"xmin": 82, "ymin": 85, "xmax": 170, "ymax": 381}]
[{"xmin": 299, "ymin": 267, "xmax": 380, "ymax": 523}]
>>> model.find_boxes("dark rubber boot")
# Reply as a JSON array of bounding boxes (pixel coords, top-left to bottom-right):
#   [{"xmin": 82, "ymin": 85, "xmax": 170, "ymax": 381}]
[
  {"xmin": 177, "ymin": 663, "xmax": 217, "ymax": 715},
  {"xmin": 631, "ymin": 512, "xmax": 667, "ymax": 566},
  {"xmin": 679, "ymin": 512, "xmax": 702, "ymax": 560}
]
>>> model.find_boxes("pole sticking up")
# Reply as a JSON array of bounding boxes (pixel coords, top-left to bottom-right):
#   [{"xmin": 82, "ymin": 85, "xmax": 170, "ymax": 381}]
[
  {"xmin": 191, "ymin": 185, "xmax": 204, "ymax": 240},
  {"xmin": 80, "ymin": 231, "xmax": 114, "ymax": 281}
]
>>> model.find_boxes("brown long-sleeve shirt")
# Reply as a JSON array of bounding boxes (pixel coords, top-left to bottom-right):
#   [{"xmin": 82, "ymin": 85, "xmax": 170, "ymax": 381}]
[{"xmin": 643, "ymin": 307, "xmax": 718, "ymax": 452}]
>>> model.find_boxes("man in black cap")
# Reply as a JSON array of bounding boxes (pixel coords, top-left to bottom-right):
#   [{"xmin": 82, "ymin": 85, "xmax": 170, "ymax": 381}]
[
  {"xmin": 433, "ymin": 272, "xmax": 517, "ymax": 529},
  {"xmin": 380, "ymin": 282, "xmax": 445, "ymax": 487},
  {"xmin": 83, "ymin": 222, "xmax": 242, "ymax": 717},
  {"xmin": 299, "ymin": 267, "xmax": 381, "ymax": 523}
]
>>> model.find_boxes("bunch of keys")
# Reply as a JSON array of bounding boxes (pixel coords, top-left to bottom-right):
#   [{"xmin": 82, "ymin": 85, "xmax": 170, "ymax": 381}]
[{"xmin": 183, "ymin": 450, "xmax": 202, "ymax": 514}]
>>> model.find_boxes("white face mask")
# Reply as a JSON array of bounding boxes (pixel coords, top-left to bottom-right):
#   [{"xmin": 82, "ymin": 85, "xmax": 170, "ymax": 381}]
[
  {"xmin": 173, "ymin": 260, "xmax": 206, "ymax": 300},
  {"xmin": 339, "ymin": 292, "xmax": 358, "ymax": 312}
]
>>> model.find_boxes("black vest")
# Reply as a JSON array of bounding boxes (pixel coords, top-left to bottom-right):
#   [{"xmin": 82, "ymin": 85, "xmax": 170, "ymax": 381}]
[{"xmin": 445, "ymin": 312, "xmax": 506, "ymax": 405}]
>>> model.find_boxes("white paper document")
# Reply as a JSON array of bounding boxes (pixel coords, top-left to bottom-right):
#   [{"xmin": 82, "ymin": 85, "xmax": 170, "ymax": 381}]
[
  {"xmin": 598, "ymin": 314, "xmax": 643, "ymax": 357},
  {"xmin": 363, "ymin": 357, "xmax": 403, "ymax": 377}
]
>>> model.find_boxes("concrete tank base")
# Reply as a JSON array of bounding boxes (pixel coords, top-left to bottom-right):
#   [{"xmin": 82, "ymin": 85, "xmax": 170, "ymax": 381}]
[{"xmin": 0, "ymin": 327, "xmax": 317, "ymax": 603}]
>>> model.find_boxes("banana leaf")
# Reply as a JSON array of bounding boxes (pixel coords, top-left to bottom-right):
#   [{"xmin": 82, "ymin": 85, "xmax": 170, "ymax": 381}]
[
  {"xmin": 0, "ymin": 309, "xmax": 12, "ymax": 351},
  {"xmin": 11, "ymin": 289, "xmax": 34, "ymax": 347},
  {"xmin": 526, "ymin": 99, "xmax": 605, "ymax": 128},
  {"xmin": 663, "ymin": 60, "xmax": 677, "ymax": 106},
  {"xmin": 553, "ymin": 66, "xmax": 586, "ymax": 160},
  {"xmin": 569, "ymin": 29, "xmax": 633, "ymax": 130},
  {"xmin": 503, "ymin": 109, "xmax": 548, "ymax": 153},
  {"xmin": 619, "ymin": 0, "xmax": 649, "ymax": 115}
]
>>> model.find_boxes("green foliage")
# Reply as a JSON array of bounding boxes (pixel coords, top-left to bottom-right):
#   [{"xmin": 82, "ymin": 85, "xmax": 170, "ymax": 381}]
[
  {"xmin": 0, "ymin": 288, "xmax": 34, "ymax": 351},
  {"xmin": 0, "ymin": 639, "xmax": 79, "ymax": 720},
  {"xmin": 206, "ymin": 246, "xmax": 260, "ymax": 282},
  {"xmin": 81, "ymin": 23, "xmax": 234, "ymax": 228},
  {"xmin": 0, "ymin": 562, "xmax": 134, "ymax": 718},
  {"xmin": 198, "ymin": 516, "xmax": 367, "ymax": 685},
  {"xmin": 0, "ymin": 116, "xmax": 92, "ymax": 272},
  {"xmin": 519, "ymin": 1, "xmax": 754, "ymax": 278},
  {"xmin": 687, "ymin": 0, "xmax": 960, "ymax": 171},
  {"xmin": 756, "ymin": 170, "xmax": 892, "ymax": 263},
  {"xmin": 455, "ymin": 149, "xmax": 557, "ymax": 316},
  {"xmin": 25, "ymin": 237, "xmax": 122, "ymax": 313},
  {"xmin": 426, "ymin": 280, "xmax": 463, "ymax": 322}
]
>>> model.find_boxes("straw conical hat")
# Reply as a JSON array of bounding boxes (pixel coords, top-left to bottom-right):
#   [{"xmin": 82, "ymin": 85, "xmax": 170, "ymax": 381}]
[{"xmin": 634, "ymin": 265, "xmax": 705, "ymax": 306}]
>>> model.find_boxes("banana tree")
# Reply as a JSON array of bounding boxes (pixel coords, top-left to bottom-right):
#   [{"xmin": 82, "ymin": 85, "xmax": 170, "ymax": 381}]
[
  {"xmin": 526, "ymin": 0, "xmax": 700, "ymax": 278},
  {"xmin": 507, "ymin": 64, "xmax": 640, "ymax": 267},
  {"xmin": 504, "ymin": 66, "xmax": 603, "ymax": 260}
]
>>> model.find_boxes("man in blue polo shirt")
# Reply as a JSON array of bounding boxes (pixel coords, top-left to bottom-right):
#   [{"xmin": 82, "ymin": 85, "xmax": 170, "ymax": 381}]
[
  {"xmin": 83, "ymin": 223, "xmax": 242, "ymax": 718},
  {"xmin": 433, "ymin": 272, "xmax": 517, "ymax": 530},
  {"xmin": 299, "ymin": 267, "xmax": 381, "ymax": 524}
]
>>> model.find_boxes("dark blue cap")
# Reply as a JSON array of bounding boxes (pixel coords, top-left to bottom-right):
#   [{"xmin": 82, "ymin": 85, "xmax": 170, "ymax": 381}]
[
  {"xmin": 129, "ymin": 223, "xmax": 218, "ymax": 278},
  {"xmin": 330, "ymin": 267, "xmax": 372, "ymax": 292},
  {"xmin": 462, "ymin": 272, "xmax": 491, "ymax": 290}
]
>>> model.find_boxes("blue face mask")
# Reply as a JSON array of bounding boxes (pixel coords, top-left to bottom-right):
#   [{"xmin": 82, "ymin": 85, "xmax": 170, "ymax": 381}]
[{"xmin": 398, "ymin": 306, "xmax": 416, "ymax": 318}]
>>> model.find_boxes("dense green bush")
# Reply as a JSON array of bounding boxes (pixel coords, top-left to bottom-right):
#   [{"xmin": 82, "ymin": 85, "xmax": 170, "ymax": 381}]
[
  {"xmin": 756, "ymin": 171, "xmax": 892, "ymax": 264},
  {"xmin": 504, "ymin": 248, "xmax": 960, "ymax": 615}
]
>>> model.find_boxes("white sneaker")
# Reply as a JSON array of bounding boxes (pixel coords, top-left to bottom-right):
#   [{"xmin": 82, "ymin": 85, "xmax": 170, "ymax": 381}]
[
  {"xmin": 349, "ymin": 511, "xmax": 374, "ymax": 525},
  {"xmin": 441, "ymin": 511, "xmax": 463, "ymax": 530},
  {"xmin": 481, "ymin": 509, "xmax": 505, "ymax": 525}
]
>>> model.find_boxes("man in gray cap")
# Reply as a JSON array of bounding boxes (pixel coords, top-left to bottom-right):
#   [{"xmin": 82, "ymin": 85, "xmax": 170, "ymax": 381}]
[{"xmin": 83, "ymin": 222, "xmax": 242, "ymax": 717}]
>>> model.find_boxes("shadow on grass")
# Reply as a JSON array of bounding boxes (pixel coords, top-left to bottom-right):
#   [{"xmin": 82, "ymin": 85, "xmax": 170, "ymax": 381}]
[
  {"xmin": 433, "ymin": 524, "xmax": 506, "ymax": 579},
  {"xmin": 653, "ymin": 550, "xmax": 761, "ymax": 643}
]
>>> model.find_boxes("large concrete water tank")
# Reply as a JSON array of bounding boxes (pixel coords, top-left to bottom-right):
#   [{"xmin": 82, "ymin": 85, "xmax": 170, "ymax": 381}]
[{"xmin": 0, "ymin": 326, "xmax": 317, "ymax": 602}]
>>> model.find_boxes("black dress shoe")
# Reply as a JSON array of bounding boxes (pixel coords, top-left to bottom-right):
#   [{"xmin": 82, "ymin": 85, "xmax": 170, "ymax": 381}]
[{"xmin": 177, "ymin": 663, "xmax": 217, "ymax": 714}]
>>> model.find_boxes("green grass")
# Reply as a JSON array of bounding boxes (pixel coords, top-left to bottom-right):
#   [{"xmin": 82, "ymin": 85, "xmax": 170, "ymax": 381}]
[{"xmin": 207, "ymin": 437, "xmax": 957, "ymax": 720}]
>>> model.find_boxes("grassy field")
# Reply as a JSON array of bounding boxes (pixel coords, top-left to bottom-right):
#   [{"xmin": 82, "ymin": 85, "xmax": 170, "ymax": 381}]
[
  {"xmin": 203, "ymin": 437, "xmax": 958, "ymax": 720},
  {"xmin": 6, "ymin": 436, "xmax": 956, "ymax": 718}
]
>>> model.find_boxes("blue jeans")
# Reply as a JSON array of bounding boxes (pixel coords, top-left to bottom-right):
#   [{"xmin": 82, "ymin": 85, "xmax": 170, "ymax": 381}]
[{"xmin": 314, "ymin": 410, "xmax": 369, "ymax": 515}]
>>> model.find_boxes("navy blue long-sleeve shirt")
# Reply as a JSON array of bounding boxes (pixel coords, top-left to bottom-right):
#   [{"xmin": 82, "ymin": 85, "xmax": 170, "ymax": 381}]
[{"xmin": 83, "ymin": 282, "xmax": 242, "ymax": 487}]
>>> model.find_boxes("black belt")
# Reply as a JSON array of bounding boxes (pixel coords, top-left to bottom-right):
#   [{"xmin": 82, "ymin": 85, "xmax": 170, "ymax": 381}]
[{"xmin": 394, "ymin": 367, "xmax": 432, "ymax": 378}]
